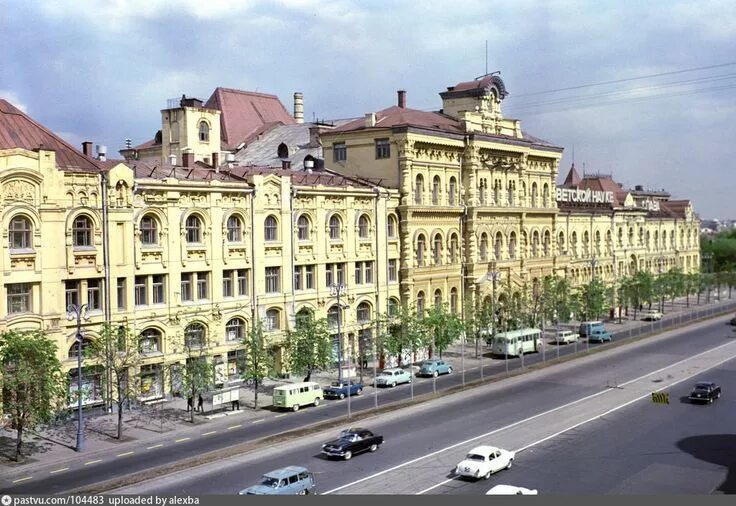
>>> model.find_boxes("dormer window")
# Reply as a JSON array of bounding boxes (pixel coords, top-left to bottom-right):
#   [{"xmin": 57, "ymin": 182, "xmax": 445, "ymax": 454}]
[
  {"xmin": 277, "ymin": 143, "xmax": 289, "ymax": 159},
  {"xmin": 198, "ymin": 121, "xmax": 209, "ymax": 142}
]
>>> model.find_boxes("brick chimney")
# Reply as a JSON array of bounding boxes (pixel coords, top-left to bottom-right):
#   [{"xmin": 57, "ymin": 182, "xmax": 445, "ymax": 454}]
[
  {"xmin": 82, "ymin": 141, "xmax": 93, "ymax": 157},
  {"xmin": 282, "ymin": 160, "xmax": 292, "ymax": 170},
  {"xmin": 397, "ymin": 90, "xmax": 406, "ymax": 108},
  {"xmin": 293, "ymin": 92, "xmax": 304, "ymax": 124},
  {"xmin": 365, "ymin": 112, "xmax": 376, "ymax": 127},
  {"xmin": 183, "ymin": 151, "xmax": 194, "ymax": 167},
  {"xmin": 212, "ymin": 152, "xmax": 220, "ymax": 172}
]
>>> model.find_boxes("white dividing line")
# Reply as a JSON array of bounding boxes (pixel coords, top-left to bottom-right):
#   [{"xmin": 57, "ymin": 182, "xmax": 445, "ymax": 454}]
[
  {"xmin": 202, "ymin": 431, "xmax": 217, "ymax": 436},
  {"xmin": 49, "ymin": 468, "xmax": 69, "ymax": 474},
  {"xmin": 274, "ymin": 414, "xmax": 287, "ymax": 418},
  {"xmin": 251, "ymin": 419, "xmax": 264, "ymax": 424},
  {"xmin": 147, "ymin": 444, "xmax": 163, "ymax": 449},
  {"xmin": 324, "ymin": 340, "xmax": 736, "ymax": 495},
  {"xmin": 12, "ymin": 476, "xmax": 32, "ymax": 483},
  {"xmin": 175, "ymin": 437, "xmax": 191, "ymax": 443},
  {"xmin": 84, "ymin": 460, "xmax": 102, "ymax": 466}
]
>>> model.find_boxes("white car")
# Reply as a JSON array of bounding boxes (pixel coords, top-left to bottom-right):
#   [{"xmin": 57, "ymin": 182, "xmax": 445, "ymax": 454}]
[
  {"xmin": 454, "ymin": 445, "xmax": 515, "ymax": 480},
  {"xmin": 641, "ymin": 309, "xmax": 663, "ymax": 321},
  {"xmin": 552, "ymin": 330, "xmax": 578, "ymax": 344},
  {"xmin": 486, "ymin": 484, "xmax": 538, "ymax": 495}
]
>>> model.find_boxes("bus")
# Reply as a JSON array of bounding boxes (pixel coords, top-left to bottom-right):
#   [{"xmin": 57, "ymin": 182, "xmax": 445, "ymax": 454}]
[{"xmin": 490, "ymin": 328, "xmax": 543, "ymax": 357}]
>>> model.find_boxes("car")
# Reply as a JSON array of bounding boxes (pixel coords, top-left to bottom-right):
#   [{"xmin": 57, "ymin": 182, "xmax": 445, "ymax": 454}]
[
  {"xmin": 641, "ymin": 309, "xmax": 663, "ymax": 321},
  {"xmin": 688, "ymin": 381, "xmax": 721, "ymax": 404},
  {"xmin": 374, "ymin": 368, "xmax": 412, "ymax": 387},
  {"xmin": 729, "ymin": 315, "xmax": 736, "ymax": 326},
  {"xmin": 454, "ymin": 445, "xmax": 515, "ymax": 480},
  {"xmin": 486, "ymin": 485, "xmax": 538, "ymax": 495},
  {"xmin": 238, "ymin": 466, "xmax": 316, "ymax": 495},
  {"xmin": 417, "ymin": 359, "xmax": 453, "ymax": 377},
  {"xmin": 321, "ymin": 427, "xmax": 384, "ymax": 460},
  {"xmin": 579, "ymin": 320, "xmax": 605, "ymax": 339},
  {"xmin": 323, "ymin": 380, "xmax": 363, "ymax": 400},
  {"xmin": 587, "ymin": 329, "xmax": 612, "ymax": 343},
  {"xmin": 551, "ymin": 329, "xmax": 579, "ymax": 344}
]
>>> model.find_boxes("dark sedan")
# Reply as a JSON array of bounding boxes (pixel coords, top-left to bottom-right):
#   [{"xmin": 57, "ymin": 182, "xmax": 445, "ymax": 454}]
[
  {"xmin": 688, "ymin": 381, "xmax": 722, "ymax": 404},
  {"xmin": 321, "ymin": 427, "xmax": 383, "ymax": 460},
  {"xmin": 323, "ymin": 380, "xmax": 363, "ymax": 400}
]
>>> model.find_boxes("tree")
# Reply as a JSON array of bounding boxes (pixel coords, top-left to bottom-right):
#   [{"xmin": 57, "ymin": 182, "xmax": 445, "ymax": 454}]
[
  {"xmin": 423, "ymin": 303, "xmax": 464, "ymax": 358},
  {"xmin": 576, "ymin": 278, "xmax": 608, "ymax": 321},
  {"xmin": 378, "ymin": 304, "xmax": 426, "ymax": 367},
  {"xmin": 240, "ymin": 320, "xmax": 274, "ymax": 410},
  {"xmin": 284, "ymin": 314, "xmax": 333, "ymax": 382},
  {"xmin": 0, "ymin": 329, "xmax": 66, "ymax": 462},
  {"xmin": 171, "ymin": 330, "xmax": 215, "ymax": 423},
  {"xmin": 85, "ymin": 323, "xmax": 142, "ymax": 440}
]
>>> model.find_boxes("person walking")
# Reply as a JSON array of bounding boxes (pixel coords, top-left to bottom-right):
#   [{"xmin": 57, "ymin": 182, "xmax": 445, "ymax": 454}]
[
  {"xmin": 186, "ymin": 396, "xmax": 193, "ymax": 412},
  {"xmin": 197, "ymin": 394, "xmax": 204, "ymax": 413}
]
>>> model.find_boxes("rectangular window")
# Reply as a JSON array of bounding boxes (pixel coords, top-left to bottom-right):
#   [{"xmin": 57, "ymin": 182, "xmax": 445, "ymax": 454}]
[
  {"xmin": 7, "ymin": 283, "xmax": 32, "ymax": 314},
  {"xmin": 181, "ymin": 273, "xmax": 193, "ymax": 302},
  {"xmin": 388, "ymin": 259, "xmax": 397, "ymax": 282},
  {"xmin": 336, "ymin": 263, "xmax": 345, "ymax": 286},
  {"xmin": 116, "ymin": 278, "xmax": 126, "ymax": 310},
  {"xmin": 333, "ymin": 142, "xmax": 346, "ymax": 162},
  {"xmin": 196, "ymin": 272, "xmax": 209, "ymax": 300},
  {"xmin": 223, "ymin": 270, "xmax": 233, "ymax": 297},
  {"xmin": 365, "ymin": 261, "xmax": 373, "ymax": 284},
  {"xmin": 87, "ymin": 279, "xmax": 101, "ymax": 310},
  {"xmin": 294, "ymin": 266, "xmax": 303, "ymax": 291},
  {"xmin": 265, "ymin": 267, "xmax": 280, "ymax": 293},
  {"xmin": 305, "ymin": 265, "xmax": 315, "ymax": 289},
  {"xmin": 237, "ymin": 269, "xmax": 248, "ymax": 296},
  {"xmin": 65, "ymin": 280, "xmax": 80, "ymax": 309},
  {"xmin": 355, "ymin": 263, "xmax": 363, "ymax": 285},
  {"xmin": 375, "ymin": 138, "xmax": 390, "ymax": 159},
  {"xmin": 325, "ymin": 264, "xmax": 333, "ymax": 288},
  {"xmin": 152, "ymin": 275, "xmax": 165, "ymax": 304},
  {"xmin": 134, "ymin": 276, "xmax": 147, "ymax": 306}
]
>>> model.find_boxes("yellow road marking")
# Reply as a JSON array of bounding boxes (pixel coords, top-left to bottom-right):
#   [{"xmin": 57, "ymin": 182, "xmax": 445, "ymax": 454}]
[
  {"xmin": 251, "ymin": 419, "xmax": 264, "ymax": 424},
  {"xmin": 49, "ymin": 468, "xmax": 69, "ymax": 474},
  {"xmin": 227, "ymin": 425, "xmax": 242, "ymax": 430},
  {"xmin": 175, "ymin": 437, "xmax": 191, "ymax": 443},
  {"xmin": 202, "ymin": 431, "xmax": 217, "ymax": 436},
  {"xmin": 147, "ymin": 444, "xmax": 163, "ymax": 449},
  {"xmin": 12, "ymin": 476, "xmax": 32, "ymax": 483},
  {"xmin": 84, "ymin": 460, "xmax": 102, "ymax": 465},
  {"xmin": 117, "ymin": 451, "xmax": 135, "ymax": 457}
]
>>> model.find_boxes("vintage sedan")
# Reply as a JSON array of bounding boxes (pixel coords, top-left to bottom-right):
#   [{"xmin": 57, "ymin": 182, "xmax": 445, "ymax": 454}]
[
  {"xmin": 321, "ymin": 427, "xmax": 383, "ymax": 460},
  {"xmin": 374, "ymin": 368, "xmax": 412, "ymax": 387},
  {"xmin": 486, "ymin": 485, "xmax": 538, "ymax": 495},
  {"xmin": 323, "ymin": 380, "xmax": 363, "ymax": 399},
  {"xmin": 455, "ymin": 445, "xmax": 515, "ymax": 480},
  {"xmin": 688, "ymin": 381, "xmax": 721, "ymax": 404},
  {"xmin": 417, "ymin": 359, "xmax": 453, "ymax": 377},
  {"xmin": 588, "ymin": 329, "xmax": 612, "ymax": 343},
  {"xmin": 641, "ymin": 309, "xmax": 664, "ymax": 321}
]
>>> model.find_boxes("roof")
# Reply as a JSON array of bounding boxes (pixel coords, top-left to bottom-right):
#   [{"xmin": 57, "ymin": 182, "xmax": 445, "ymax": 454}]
[
  {"xmin": 0, "ymin": 99, "xmax": 102, "ymax": 173},
  {"xmin": 334, "ymin": 105, "xmax": 462, "ymax": 133},
  {"xmin": 659, "ymin": 200, "xmax": 691, "ymax": 219},
  {"xmin": 562, "ymin": 164, "xmax": 582, "ymax": 186},
  {"xmin": 263, "ymin": 466, "xmax": 309, "ymax": 478},
  {"xmin": 468, "ymin": 445, "xmax": 502, "ymax": 454},
  {"xmin": 235, "ymin": 123, "xmax": 321, "ymax": 170},
  {"xmin": 440, "ymin": 74, "xmax": 509, "ymax": 100},
  {"xmin": 205, "ymin": 87, "xmax": 295, "ymax": 150}
]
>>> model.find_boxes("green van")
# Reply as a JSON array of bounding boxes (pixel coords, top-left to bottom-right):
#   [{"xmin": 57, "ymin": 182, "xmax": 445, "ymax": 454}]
[{"xmin": 272, "ymin": 381, "xmax": 324, "ymax": 412}]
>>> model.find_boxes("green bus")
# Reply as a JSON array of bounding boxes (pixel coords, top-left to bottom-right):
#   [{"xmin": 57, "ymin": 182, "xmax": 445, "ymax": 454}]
[{"xmin": 490, "ymin": 328, "xmax": 542, "ymax": 357}]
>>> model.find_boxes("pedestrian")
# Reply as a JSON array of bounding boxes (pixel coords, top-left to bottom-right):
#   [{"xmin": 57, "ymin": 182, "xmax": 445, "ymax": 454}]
[
  {"xmin": 232, "ymin": 399, "xmax": 240, "ymax": 411},
  {"xmin": 197, "ymin": 394, "xmax": 204, "ymax": 413},
  {"xmin": 186, "ymin": 396, "xmax": 193, "ymax": 412},
  {"xmin": 361, "ymin": 354, "xmax": 368, "ymax": 369}
]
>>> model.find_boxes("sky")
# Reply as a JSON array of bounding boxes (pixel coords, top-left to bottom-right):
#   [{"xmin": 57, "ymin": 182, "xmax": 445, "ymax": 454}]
[{"xmin": 1, "ymin": 0, "xmax": 735, "ymax": 219}]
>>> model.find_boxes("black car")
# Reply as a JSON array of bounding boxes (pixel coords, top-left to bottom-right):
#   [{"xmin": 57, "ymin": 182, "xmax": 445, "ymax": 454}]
[
  {"xmin": 688, "ymin": 381, "xmax": 722, "ymax": 404},
  {"xmin": 321, "ymin": 427, "xmax": 383, "ymax": 460},
  {"xmin": 729, "ymin": 315, "xmax": 736, "ymax": 326}
]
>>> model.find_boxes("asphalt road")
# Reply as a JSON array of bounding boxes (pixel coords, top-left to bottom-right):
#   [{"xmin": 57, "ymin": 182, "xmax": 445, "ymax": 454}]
[{"xmin": 112, "ymin": 316, "xmax": 736, "ymax": 495}]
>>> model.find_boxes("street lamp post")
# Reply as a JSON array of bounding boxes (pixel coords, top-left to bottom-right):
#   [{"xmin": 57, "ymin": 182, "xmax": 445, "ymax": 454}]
[
  {"xmin": 329, "ymin": 283, "xmax": 350, "ymax": 418},
  {"xmin": 487, "ymin": 266, "xmax": 502, "ymax": 377},
  {"xmin": 66, "ymin": 303, "xmax": 88, "ymax": 453}
]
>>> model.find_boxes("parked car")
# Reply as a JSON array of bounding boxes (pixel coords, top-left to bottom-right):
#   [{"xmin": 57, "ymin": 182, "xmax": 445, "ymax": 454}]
[
  {"xmin": 374, "ymin": 368, "xmax": 412, "ymax": 387},
  {"xmin": 486, "ymin": 485, "xmax": 538, "ymax": 495},
  {"xmin": 321, "ymin": 427, "xmax": 384, "ymax": 460},
  {"xmin": 239, "ymin": 466, "xmax": 316, "ymax": 495},
  {"xmin": 551, "ymin": 329, "xmax": 579, "ymax": 344},
  {"xmin": 688, "ymin": 381, "xmax": 721, "ymax": 404},
  {"xmin": 588, "ymin": 329, "xmax": 612, "ymax": 343},
  {"xmin": 272, "ymin": 381, "xmax": 323, "ymax": 412},
  {"xmin": 454, "ymin": 445, "xmax": 515, "ymax": 480},
  {"xmin": 641, "ymin": 309, "xmax": 663, "ymax": 321},
  {"xmin": 323, "ymin": 380, "xmax": 363, "ymax": 400},
  {"xmin": 417, "ymin": 359, "xmax": 453, "ymax": 377}
]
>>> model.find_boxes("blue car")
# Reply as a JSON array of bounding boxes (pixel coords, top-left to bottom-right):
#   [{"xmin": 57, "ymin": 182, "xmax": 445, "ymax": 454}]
[
  {"xmin": 588, "ymin": 329, "xmax": 612, "ymax": 343},
  {"xmin": 323, "ymin": 380, "xmax": 363, "ymax": 399},
  {"xmin": 239, "ymin": 466, "xmax": 316, "ymax": 495},
  {"xmin": 417, "ymin": 359, "xmax": 453, "ymax": 377}
]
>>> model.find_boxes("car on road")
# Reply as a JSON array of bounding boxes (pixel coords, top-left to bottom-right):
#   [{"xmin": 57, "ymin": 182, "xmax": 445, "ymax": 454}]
[
  {"xmin": 729, "ymin": 315, "xmax": 736, "ymax": 325},
  {"xmin": 551, "ymin": 329, "xmax": 579, "ymax": 344},
  {"xmin": 454, "ymin": 445, "xmax": 515, "ymax": 480},
  {"xmin": 688, "ymin": 381, "xmax": 721, "ymax": 404},
  {"xmin": 239, "ymin": 466, "xmax": 316, "ymax": 495},
  {"xmin": 321, "ymin": 427, "xmax": 384, "ymax": 460},
  {"xmin": 417, "ymin": 359, "xmax": 453, "ymax": 377},
  {"xmin": 374, "ymin": 368, "xmax": 412, "ymax": 387},
  {"xmin": 641, "ymin": 309, "xmax": 664, "ymax": 321},
  {"xmin": 579, "ymin": 320, "xmax": 605, "ymax": 339},
  {"xmin": 486, "ymin": 485, "xmax": 538, "ymax": 495},
  {"xmin": 323, "ymin": 380, "xmax": 363, "ymax": 399},
  {"xmin": 588, "ymin": 329, "xmax": 612, "ymax": 343}
]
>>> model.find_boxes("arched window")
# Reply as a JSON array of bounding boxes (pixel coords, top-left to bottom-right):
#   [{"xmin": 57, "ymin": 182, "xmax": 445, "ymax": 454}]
[
  {"xmin": 329, "ymin": 215, "xmax": 342, "ymax": 240},
  {"xmin": 509, "ymin": 232, "xmax": 517, "ymax": 259},
  {"xmin": 629, "ymin": 227, "xmax": 635, "ymax": 246},
  {"xmin": 531, "ymin": 182, "xmax": 538, "ymax": 208},
  {"xmin": 571, "ymin": 231, "xmax": 578, "ymax": 257},
  {"xmin": 448, "ymin": 177, "xmax": 457, "ymax": 206},
  {"xmin": 434, "ymin": 289, "xmax": 442, "ymax": 308},
  {"xmin": 432, "ymin": 176, "xmax": 440, "ymax": 205},
  {"xmin": 69, "ymin": 338, "xmax": 93, "ymax": 358},
  {"xmin": 433, "ymin": 234, "xmax": 442, "ymax": 265},
  {"xmin": 226, "ymin": 318, "xmax": 245, "ymax": 342},
  {"xmin": 139, "ymin": 328, "xmax": 161, "ymax": 354},
  {"xmin": 450, "ymin": 288, "xmax": 458, "ymax": 313},
  {"xmin": 415, "ymin": 175, "xmax": 424, "ymax": 205},
  {"xmin": 479, "ymin": 179, "xmax": 486, "ymax": 205},
  {"xmin": 618, "ymin": 228, "xmax": 624, "ymax": 247},
  {"xmin": 184, "ymin": 323, "xmax": 206, "ymax": 348},
  {"xmin": 595, "ymin": 230, "xmax": 602, "ymax": 256},
  {"xmin": 387, "ymin": 298, "xmax": 399, "ymax": 316},
  {"xmin": 416, "ymin": 291, "xmax": 425, "ymax": 318},
  {"xmin": 358, "ymin": 215, "xmax": 370, "ymax": 239},
  {"xmin": 295, "ymin": 308, "xmax": 314, "ymax": 327},
  {"xmin": 9, "ymin": 215, "xmax": 32, "ymax": 249},
  {"xmin": 479, "ymin": 233, "xmax": 488, "ymax": 261},
  {"xmin": 416, "ymin": 234, "xmax": 426, "ymax": 266},
  {"xmin": 264, "ymin": 215, "xmax": 278, "ymax": 241},
  {"xmin": 558, "ymin": 231, "xmax": 565, "ymax": 254},
  {"xmin": 507, "ymin": 181, "xmax": 514, "ymax": 206},
  {"xmin": 494, "ymin": 232, "xmax": 502, "ymax": 261},
  {"xmin": 543, "ymin": 183, "xmax": 550, "ymax": 207},
  {"xmin": 327, "ymin": 305, "xmax": 340, "ymax": 327},
  {"xmin": 227, "ymin": 215, "xmax": 242, "ymax": 242},
  {"xmin": 583, "ymin": 231, "xmax": 590, "ymax": 256},
  {"xmin": 387, "ymin": 215, "xmax": 398, "ymax": 238},
  {"xmin": 185, "ymin": 215, "xmax": 202, "ymax": 243},
  {"xmin": 198, "ymin": 121, "xmax": 209, "ymax": 142},
  {"xmin": 265, "ymin": 308, "xmax": 281, "ymax": 330},
  {"xmin": 277, "ymin": 143, "xmax": 289, "ymax": 159},
  {"xmin": 297, "ymin": 215, "xmax": 310, "ymax": 240},
  {"xmin": 449, "ymin": 234, "xmax": 459, "ymax": 263},
  {"xmin": 493, "ymin": 179, "xmax": 500, "ymax": 205},
  {"xmin": 356, "ymin": 302, "xmax": 371, "ymax": 322},
  {"xmin": 72, "ymin": 215, "xmax": 93, "ymax": 247},
  {"xmin": 532, "ymin": 231, "xmax": 540, "ymax": 257}
]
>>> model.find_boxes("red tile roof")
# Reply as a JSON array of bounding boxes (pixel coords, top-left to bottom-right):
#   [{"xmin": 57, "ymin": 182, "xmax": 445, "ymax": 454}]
[
  {"xmin": 562, "ymin": 164, "xmax": 582, "ymax": 186},
  {"xmin": 0, "ymin": 99, "xmax": 102, "ymax": 172},
  {"xmin": 205, "ymin": 88, "xmax": 295, "ymax": 150},
  {"xmin": 333, "ymin": 105, "xmax": 462, "ymax": 133},
  {"xmin": 660, "ymin": 200, "xmax": 691, "ymax": 219}
]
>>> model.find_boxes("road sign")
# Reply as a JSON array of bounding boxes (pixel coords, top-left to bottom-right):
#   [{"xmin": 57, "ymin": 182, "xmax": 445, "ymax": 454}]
[{"xmin": 651, "ymin": 391, "xmax": 669, "ymax": 404}]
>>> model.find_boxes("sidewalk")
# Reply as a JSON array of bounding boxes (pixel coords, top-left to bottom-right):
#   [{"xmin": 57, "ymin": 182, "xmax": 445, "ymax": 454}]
[{"xmin": 1, "ymin": 293, "xmax": 734, "ymax": 483}]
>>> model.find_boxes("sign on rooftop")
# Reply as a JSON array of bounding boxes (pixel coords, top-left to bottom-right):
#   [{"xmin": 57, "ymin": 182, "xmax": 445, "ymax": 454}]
[{"xmin": 556, "ymin": 187, "xmax": 614, "ymax": 205}]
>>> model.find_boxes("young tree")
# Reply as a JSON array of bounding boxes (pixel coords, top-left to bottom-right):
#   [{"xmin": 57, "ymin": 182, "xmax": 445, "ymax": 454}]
[
  {"xmin": 0, "ymin": 329, "xmax": 66, "ymax": 462},
  {"xmin": 378, "ymin": 304, "xmax": 426, "ymax": 367},
  {"xmin": 577, "ymin": 278, "xmax": 608, "ymax": 321},
  {"xmin": 171, "ymin": 329, "xmax": 215, "ymax": 424},
  {"xmin": 284, "ymin": 314, "xmax": 333, "ymax": 382},
  {"xmin": 240, "ymin": 320, "xmax": 274, "ymax": 410},
  {"xmin": 423, "ymin": 303, "xmax": 464, "ymax": 359},
  {"xmin": 85, "ymin": 323, "xmax": 142, "ymax": 440}
]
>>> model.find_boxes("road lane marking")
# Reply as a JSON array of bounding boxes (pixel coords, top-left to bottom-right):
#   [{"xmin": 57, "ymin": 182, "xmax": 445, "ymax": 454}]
[
  {"xmin": 49, "ymin": 468, "xmax": 69, "ymax": 474},
  {"xmin": 12, "ymin": 476, "xmax": 32, "ymax": 483},
  {"xmin": 202, "ymin": 431, "xmax": 217, "ymax": 436},
  {"xmin": 175, "ymin": 437, "xmax": 191, "ymax": 443},
  {"xmin": 84, "ymin": 460, "xmax": 102, "ymax": 465},
  {"xmin": 227, "ymin": 424, "xmax": 242, "ymax": 430},
  {"xmin": 251, "ymin": 419, "xmax": 264, "ymax": 424},
  {"xmin": 117, "ymin": 451, "xmax": 135, "ymax": 457},
  {"xmin": 274, "ymin": 414, "xmax": 287, "ymax": 418},
  {"xmin": 325, "ymin": 340, "xmax": 736, "ymax": 495},
  {"xmin": 147, "ymin": 444, "xmax": 163, "ymax": 449}
]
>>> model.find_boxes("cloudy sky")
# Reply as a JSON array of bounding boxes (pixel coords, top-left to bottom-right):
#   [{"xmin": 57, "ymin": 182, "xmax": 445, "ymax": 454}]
[{"xmin": 2, "ymin": 0, "xmax": 734, "ymax": 218}]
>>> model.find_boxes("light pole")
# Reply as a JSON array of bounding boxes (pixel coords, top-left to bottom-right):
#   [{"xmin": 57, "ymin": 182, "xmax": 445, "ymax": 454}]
[
  {"xmin": 66, "ymin": 303, "xmax": 88, "ymax": 452},
  {"xmin": 487, "ymin": 267, "xmax": 502, "ymax": 379},
  {"xmin": 329, "ymin": 283, "xmax": 350, "ymax": 418}
]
